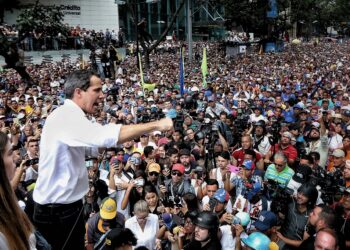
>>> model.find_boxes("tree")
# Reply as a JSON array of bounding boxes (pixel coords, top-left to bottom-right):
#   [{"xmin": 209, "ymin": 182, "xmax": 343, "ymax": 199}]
[
  {"xmin": 16, "ymin": 0, "xmax": 68, "ymax": 40},
  {"xmin": 0, "ymin": 1, "xmax": 68, "ymax": 84}
]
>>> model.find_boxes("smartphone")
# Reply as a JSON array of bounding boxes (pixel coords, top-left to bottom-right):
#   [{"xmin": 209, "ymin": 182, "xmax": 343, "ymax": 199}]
[
  {"xmin": 231, "ymin": 216, "xmax": 241, "ymax": 225},
  {"xmin": 135, "ymin": 179, "xmax": 145, "ymax": 187},
  {"xmin": 26, "ymin": 158, "xmax": 39, "ymax": 166},
  {"xmin": 208, "ymin": 197, "xmax": 217, "ymax": 211},
  {"xmin": 86, "ymin": 160, "xmax": 94, "ymax": 168}
]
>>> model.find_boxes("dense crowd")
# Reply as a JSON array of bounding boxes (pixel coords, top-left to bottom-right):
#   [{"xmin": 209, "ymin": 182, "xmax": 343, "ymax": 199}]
[
  {"xmin": 1, "ymin": 23, "xmax": 124, "ymax": 51},
  {"xmin": 0, "ymin": 38, "xmax": 350, "ymax": 250}
]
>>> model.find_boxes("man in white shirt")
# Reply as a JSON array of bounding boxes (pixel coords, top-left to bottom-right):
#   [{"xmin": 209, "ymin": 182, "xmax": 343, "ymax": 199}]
[{"xmin": 33, "ymin": 70, "xmax": 173, "ymax": 250}]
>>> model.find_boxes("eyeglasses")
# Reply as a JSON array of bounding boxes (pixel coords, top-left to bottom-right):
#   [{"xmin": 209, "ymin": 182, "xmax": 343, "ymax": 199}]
[
  {"xmin": 274, "ymin": 163, "xmax": 285, "ymax": 168},
  {"xmin": 136, "ymin": 216, "xmax": 148, "ymax": 222},
  {"xmin": 148, "ymin": 172, "xmax": 159, "ymax": 177},
  {"xmin": 171, "ymin": 171, "xmax": 183, "ymax": 177}
]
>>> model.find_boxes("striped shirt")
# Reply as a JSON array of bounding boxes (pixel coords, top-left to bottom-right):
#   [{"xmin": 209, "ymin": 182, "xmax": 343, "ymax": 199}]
[{"xmin": 264, "ymin": 164, "xmax": 295, "ymax": 187}]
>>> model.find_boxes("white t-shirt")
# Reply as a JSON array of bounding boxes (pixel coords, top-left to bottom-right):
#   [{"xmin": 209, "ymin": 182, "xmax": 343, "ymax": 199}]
[
  {"xmin": 34, "ymin": 99, "xmax": 121, "ymax": 204},
  {"xmin": 125, "ymin": 214, "xmax": 159, "ymax": 250},
  {"xmin": 220, "ymin": 225, "xmax": 248, "ymax": 250},
  {"xmin": 112, "ymin": 172, "xmax": 133, "ymax": 219}
]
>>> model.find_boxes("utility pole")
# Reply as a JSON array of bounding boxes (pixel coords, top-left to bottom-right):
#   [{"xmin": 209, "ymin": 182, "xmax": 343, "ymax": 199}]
[{"xmin": 187, "ymin": 0, "xmax": 192, "ymax": 62}]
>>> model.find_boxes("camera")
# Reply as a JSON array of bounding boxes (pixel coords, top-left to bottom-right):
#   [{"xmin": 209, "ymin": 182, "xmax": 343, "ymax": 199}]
[{"xmin": 25, "ymin": 158, "xmax": 39, "ymax": 166}]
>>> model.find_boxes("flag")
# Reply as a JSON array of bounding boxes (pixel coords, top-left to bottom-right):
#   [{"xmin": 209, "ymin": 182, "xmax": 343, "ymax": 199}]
[
  {"xmin": 138, "ymin": 53, "xmax": 145, "ymax": 90},
  {"xmin": 179, "ymin": 48, "xmax": 184, "ymax": 96},
  {"xmin": 182, "ymin": 46, "xmax": 185, "ymax": 74},
  {"xmin": 259, "ymin": 45, "xmax": 264, "ymax": 55},
  {"xmin": 201, "ymin": 47, "xmax": 208, "ymax": 89}
]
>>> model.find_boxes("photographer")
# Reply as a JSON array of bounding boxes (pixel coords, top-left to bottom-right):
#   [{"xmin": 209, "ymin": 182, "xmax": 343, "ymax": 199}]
[
  {"xmin": 160, "ymin": 163, "xmax": 195, "ymax": 206},
  {"xmin": 305, "ymin": 115, "xmax": 329, "ymax": 169},
  {"xmin": 249, "ymin": 120, "xmax": 271, "ymax": 158},
  {"xmin": 276, "ymin": 183, "xmax": 318, "ymax": 250},
  {"xmin": 265, "ymin": 132, "xmax": 298, "ymax": 167}
]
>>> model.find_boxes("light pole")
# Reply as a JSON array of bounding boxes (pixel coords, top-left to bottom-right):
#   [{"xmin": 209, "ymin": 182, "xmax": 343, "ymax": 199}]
[{"xmin": 187, "ymin": 0, "xmax": 192, "ymax": 62}]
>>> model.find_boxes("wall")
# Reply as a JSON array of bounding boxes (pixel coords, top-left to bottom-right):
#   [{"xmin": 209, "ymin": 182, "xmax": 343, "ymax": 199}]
[{"xmin": 4, "ymin": 0, "xmax": 120, "ymax": 31}]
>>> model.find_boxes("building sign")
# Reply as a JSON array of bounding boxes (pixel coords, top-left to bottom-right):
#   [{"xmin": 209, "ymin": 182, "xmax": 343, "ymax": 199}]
[{"xmin": 59, "ymin": 5, "xmax": 81, "ymax": 16}]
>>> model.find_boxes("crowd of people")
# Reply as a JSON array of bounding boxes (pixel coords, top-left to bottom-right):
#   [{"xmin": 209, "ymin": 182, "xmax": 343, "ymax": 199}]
[
  {"xmin": 1, "ymin": 23, "xmax": 124, "ymax": 51},
  {"xmin": 0, "ymin": 37, "xmax": 350, "ymax": 250}
]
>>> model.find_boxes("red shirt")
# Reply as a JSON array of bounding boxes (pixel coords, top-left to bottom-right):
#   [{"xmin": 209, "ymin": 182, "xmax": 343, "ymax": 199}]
[
  {"xmin": 270, "ymin": 144, "xmax": 298, "ymax": 162},
  {"xmin": 232, "ymin": 148, "xmax": 262, "ymax": 167}
]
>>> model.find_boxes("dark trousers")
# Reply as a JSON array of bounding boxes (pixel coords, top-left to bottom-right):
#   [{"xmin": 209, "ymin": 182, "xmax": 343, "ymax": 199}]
[{"xmin": 33, "ymin": 200, "xmax": 85, "ymax": 250}]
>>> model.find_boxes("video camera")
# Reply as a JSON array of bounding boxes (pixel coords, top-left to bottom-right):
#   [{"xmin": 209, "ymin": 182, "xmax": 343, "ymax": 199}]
[
  {"xmin": 265, "ymin": 179, "xmax": 294, "ymax": 214},
  {"xmin": 309, "ymin": 169, "xmax": 345, "ymax": 204}
]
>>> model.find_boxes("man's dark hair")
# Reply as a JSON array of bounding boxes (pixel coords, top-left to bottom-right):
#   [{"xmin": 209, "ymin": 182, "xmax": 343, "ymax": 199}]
[
  {"xmin": 244, "ymin": 149, "xmax": 256, "ymax": 159},
  {"xmin": 219, "ymin": 151, "xmax": 230, "ymax": 160},
  {"xmin": 206, "ymin": 179, "xmax": 219, "ymax": 187},
  {"xmin": 166, "ymin": 147, "xmax": 178, "ymax": 156},
  {"xmin": 300, "ymin": 154, "xmax": 314, "ymax": 165},
  {"xmin": 64, "ymin": 70, "xmax": 99, "ymax": 99},
  {"xmin": 104, "ymin": 228, "xmax": 137, "ymax": 249},
  {"xmin": 219, "ymin": 111, "xmax": 227, "ymax": 117},
  {"xmin": 143, "ymin": 146, "xmax": 154, "ymax": 158},
  {"xmin": 309, "ymin": 151, "xmax": 321, "ymax": 161}
]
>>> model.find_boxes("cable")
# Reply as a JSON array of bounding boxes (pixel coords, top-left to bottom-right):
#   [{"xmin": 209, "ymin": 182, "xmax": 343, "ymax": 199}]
[{"xmin": 61, "ymin": 204, "xmax": 85, "ymax": 250}]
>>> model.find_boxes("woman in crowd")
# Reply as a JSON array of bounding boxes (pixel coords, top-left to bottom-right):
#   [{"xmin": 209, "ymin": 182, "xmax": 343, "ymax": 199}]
[
  {"xmin": 0, "ymin": 132, "xmax": 36, "ymax": 249},
  {"xmin": 125, "ymin": 200, "xmax": 160, "ymax": 250},
  {"xmin": 121, "ymin": 169, "xmax": 147, "ymax": 215},
  {"xmin": 144, "ymin": 184, "xmax": 162, "ymax": 216},
  {"xmin": 178, "ymin": 210, "xmax": 198, "ymax": 249}
]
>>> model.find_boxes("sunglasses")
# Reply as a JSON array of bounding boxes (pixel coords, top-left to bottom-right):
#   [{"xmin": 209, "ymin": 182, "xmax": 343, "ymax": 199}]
[
  {"xmin": 275, "ymin": 163, "xmax": 285, "ymax": 168},
  {"xmin": 172, "ymin": 171, "xmax": 183, "ymax": 177},
  {"xmin": 148, "ymin": 172, "xmax": 159, "ymax": 177}
]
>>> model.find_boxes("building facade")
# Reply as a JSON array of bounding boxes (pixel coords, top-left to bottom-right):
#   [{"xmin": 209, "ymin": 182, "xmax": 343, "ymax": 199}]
[{"xmin": 4, "ymin": 0, "xmax": 120, "ymax": 32}]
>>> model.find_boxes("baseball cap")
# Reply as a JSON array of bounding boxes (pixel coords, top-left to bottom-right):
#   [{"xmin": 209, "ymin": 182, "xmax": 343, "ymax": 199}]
[
  {"xmin": 242, "ymin": 159, "xmax": 254, "ymax": 170},
  {"xmin": 148, "ymin": 163, "xmax": 161, "ymax": 173},
  {"xmin": 213, "ymin": 188, "xmax": 230, "ymax": 203},
  {"xmin": 332, "ymin": 149, "xmax": 345, "ymax": 158},
  {"xmin": 100, "ymin": 198, "xmax": 117, "ymax": 220},
  {"xmin": 153, "ymin": 131, "xmax": 162, "ymax": 136},
  {"xmin": 172, "ymin": 163, "xmax": 185, "ymax": 174},
  {"xmin": 253, "ymin": 211, "xmax": 277, "ymax": 231}
]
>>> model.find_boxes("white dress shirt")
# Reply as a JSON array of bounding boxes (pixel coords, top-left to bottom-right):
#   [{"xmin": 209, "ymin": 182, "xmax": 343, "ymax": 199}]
[
  {"xmin": 125, "ymin": 214, "xmax": 159, "ymax": 250},
  {"xmin": 33, "ymin": 99, "xmax": 122, "ymax": 204}
]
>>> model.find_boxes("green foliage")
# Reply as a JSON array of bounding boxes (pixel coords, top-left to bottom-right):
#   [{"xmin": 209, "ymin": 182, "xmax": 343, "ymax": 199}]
[
  {"xmin": 16, "ymin": 0, "xmax": 68, "ymax": 38},
  {"xmin": 223, "ymin": 0, "xmax": 350, "ymax": 36}
]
